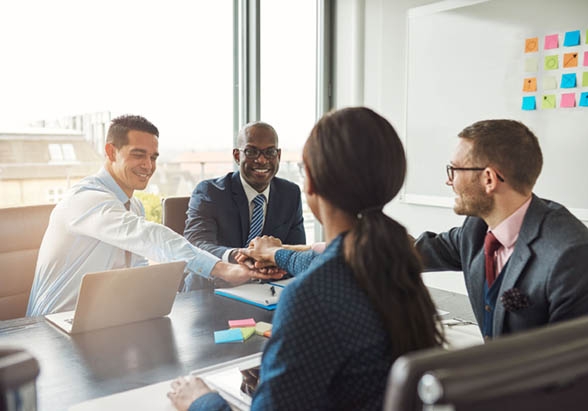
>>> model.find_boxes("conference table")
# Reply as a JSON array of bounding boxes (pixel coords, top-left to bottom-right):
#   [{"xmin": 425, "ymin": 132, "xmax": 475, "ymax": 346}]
[{"xmin": 0, "ymin": 287, "xmax": 475, "ymax": 410}]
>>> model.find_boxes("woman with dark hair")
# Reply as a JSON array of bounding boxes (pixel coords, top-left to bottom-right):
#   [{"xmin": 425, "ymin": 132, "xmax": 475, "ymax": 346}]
[{"xmin": 167, "ymin": 107, "xmax": 444, "ymax": 411}]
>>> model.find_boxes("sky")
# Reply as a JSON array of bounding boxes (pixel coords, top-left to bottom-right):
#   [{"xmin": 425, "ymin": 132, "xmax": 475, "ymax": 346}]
[{"xmin": 0, "ymin": 0, "xmax": 316, "ymax": 152}]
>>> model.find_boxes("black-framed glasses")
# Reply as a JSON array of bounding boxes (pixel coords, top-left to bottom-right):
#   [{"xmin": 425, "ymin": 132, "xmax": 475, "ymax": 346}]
[
  {"xmin": 446, "ymin": 164, "xmax": 505, "ymax": 182},
  {"xmin": 240, "ymin": 147, "xmax": 280, "ymax": 159}
]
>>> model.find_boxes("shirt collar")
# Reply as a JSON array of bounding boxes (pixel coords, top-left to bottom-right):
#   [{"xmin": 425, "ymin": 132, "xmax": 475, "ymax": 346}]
[
  {"xmin": 96, "ymin": 167, "xmax": 132, "ymax": 204},
  {"xmin": 489, "ymin": 197, "xmax": 532, "ymax": 249},
  {"xmin": 239, "ymin": 173, "xmax": 271, "ymax": 204}
]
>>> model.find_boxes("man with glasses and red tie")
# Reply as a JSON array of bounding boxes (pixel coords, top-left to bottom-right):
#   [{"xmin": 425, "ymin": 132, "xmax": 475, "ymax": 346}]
[
  {"xmin": 183, "ymin": 121, "xmax": 305, "ymax": 289},
  {"xmin": 416, "ymin": 119, "xmax": 588, "ymax": 339}
]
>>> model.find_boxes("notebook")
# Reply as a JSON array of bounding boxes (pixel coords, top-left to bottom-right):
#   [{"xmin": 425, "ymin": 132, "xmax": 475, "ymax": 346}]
[
  {"xmin": 45, "ymin": 261, "xmax": 186, "ymax": 334},
  {"xmin": 215, "ymin": 283, "xmax": 284, "ymax": 310}
]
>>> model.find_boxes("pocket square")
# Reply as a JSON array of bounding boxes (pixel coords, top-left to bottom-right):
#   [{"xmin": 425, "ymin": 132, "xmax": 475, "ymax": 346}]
[{"xmin": 500, "ymin": 288, "xmax": 530, "ymax": 312}]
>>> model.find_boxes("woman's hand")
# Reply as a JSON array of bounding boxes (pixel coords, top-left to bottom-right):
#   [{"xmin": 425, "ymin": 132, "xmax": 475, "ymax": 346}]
[{"xmin": 167, "ymin": 376, "xmax": 211, "ymax": 411}]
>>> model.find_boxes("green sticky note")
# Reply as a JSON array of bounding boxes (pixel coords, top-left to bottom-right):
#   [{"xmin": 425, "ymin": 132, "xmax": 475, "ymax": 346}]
[
  {"xmin": 544, "ymin": 55, "xmax": 558, "ymax": 70},
  {"xmin": 541, "ymin": 95, "xmax": 556, "ymax": 109},
  {"xmin": 241, "ymin": 327, "xmax": 256, "ymax": 340},
  {"xmin": 583, "ymin": 72, "xmax": 588, "ymax": 87}
]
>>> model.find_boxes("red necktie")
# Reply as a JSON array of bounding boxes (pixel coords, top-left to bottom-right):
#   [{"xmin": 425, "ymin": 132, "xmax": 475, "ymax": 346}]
[{"xmin": 484, "ymin": 231, "xmax": 501, "ymax": 287}]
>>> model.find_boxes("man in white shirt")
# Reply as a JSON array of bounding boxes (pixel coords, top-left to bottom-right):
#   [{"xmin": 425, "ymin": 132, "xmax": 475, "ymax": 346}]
[{"xmin": 27, "ymin": 115, "xmax": 282, "ymax": 316}]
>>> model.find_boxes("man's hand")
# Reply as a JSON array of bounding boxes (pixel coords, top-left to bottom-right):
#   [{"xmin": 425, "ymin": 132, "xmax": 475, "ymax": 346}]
[
  {"xmin": 210, "ymin": 261, "xmax": 284, "ymax": 285},
  {"xmin": 238, "ymin": 235, "xmax": 284, "ymax": 268}
]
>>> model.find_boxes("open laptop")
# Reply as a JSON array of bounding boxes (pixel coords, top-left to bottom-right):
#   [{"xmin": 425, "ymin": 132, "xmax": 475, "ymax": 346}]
[{"xmin": 45, "ymin": 261, "xmax": 186, "ymax": 334}]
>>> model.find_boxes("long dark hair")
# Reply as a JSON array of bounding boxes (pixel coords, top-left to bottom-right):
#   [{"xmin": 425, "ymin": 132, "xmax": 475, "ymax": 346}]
[{"xmin": 304, "ymin": 107, "xmax": 444, "ymax": 353}]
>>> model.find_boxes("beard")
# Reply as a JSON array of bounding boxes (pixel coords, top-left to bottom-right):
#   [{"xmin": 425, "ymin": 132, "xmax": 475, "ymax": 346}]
[{"xmin": 453, "ymin": 182, "xmax": 494, "ymax": 217}]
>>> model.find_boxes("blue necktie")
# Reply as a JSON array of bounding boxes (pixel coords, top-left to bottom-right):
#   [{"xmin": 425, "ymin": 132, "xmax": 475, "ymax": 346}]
[{"xmin": 246, "ymin": 194, "xmax": 266, "ymax": 246}]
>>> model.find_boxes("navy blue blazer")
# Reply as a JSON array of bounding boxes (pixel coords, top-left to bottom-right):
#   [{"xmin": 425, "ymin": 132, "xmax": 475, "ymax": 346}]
[
  {"xmin": 416, "ymin": 194, "xmax": 588, "ymax": 337},
  {"xmin": 184, "ymin": 172, "xmax": 306, "ymax": 259}
]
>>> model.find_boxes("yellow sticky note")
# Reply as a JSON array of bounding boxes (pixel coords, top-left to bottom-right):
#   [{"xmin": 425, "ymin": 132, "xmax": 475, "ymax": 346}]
[
  {"xmin": 522, "ymin": 77, "xmax": 537, "ymax": 92},
  {"xmin": 544, "ymin": 55, "xmax": 558, "ymax": 70},
  {"xmin": 241, "ymin": 327, "xmax": 256, "ymax": 341},
  {"xmin": 563, "ymin": 52, "xmax": 578, "ymax": 68},
  {"xmin": 541, "ymin": 95, "xmax": 556, "ymax": 109},
  {"xmin": 543, "ymin": 76, "xmax": 557, "ymax": 90},
  {"xmin": 583, "ymin": 72, "xmax": 588, "ymax": 87},
  {"xmin": 524, "ymin": 57, "xmax": 538, "ymax": 72},
  {"xmin": 255, "ymin": 321, "xmax": 273, "ymax": 336},
  {"xmin": 525, "ymin": 37, "xmax": 538, "ymax": 53}
]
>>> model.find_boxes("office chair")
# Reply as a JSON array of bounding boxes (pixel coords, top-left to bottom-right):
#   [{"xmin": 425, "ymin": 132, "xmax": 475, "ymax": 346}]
[
  {"xmin": 0, "ymin": 204, "xmax": 55, "ymax": 320},
  {"xmin": 161, "ymin": 196, "xmax": 210, "ymax": 291},
  {"xmin": 0, "ymin": 347, "xmax": 40, "ymax": 410},
  {"xmin": 161, "ymin": 196, "xmax": 190, "ymax": 235},
  {"xmin": 383, "ymin": 315, "xmax": 588, "ymax": 411}
]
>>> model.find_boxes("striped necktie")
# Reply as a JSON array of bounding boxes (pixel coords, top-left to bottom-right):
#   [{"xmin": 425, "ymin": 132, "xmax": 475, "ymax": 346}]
[{"xmin": 246, "ymin": 194, "xmax": 266, "ymax": 246}]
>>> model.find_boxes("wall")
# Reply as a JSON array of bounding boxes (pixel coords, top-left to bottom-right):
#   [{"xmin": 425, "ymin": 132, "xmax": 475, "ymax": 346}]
[{"xmin": 333, "ymin": 0, "xmax": 587, "ymax": 235}]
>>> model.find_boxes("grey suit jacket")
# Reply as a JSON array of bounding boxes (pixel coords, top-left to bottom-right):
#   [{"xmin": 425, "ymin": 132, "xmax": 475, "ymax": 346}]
[{"xmin": 416, "ymin": 194, "xmax": 588, "ymax": 337}]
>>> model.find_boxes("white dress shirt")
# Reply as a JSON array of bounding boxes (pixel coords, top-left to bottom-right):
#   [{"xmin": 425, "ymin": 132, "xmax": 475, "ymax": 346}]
[
  {"xmin": 221, "ymin": 176, "xmax": 271, "ymax": 262},
  {"xmin": 26, "ymin": 167, "xmax": 219, "ymax": 316}
]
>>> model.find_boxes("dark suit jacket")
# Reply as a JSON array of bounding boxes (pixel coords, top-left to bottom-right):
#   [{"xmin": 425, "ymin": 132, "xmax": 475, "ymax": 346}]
[
  {"xmin": 184, "ymin": 172, "xmax": 306, "ymax": 259},
  {"xmin": 416, "ymin": 194, "xmax": 588, "ymax": 337}
]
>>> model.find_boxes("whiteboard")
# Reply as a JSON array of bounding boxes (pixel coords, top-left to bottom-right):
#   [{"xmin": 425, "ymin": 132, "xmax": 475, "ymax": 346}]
[{"xmin": 403, "ymin": 0, "xmax": 588, "ymax": 220}]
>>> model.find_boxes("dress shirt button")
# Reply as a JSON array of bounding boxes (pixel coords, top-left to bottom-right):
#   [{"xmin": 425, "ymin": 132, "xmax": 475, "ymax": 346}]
[{"xmin": 485, "ymin": 304, "xmax": 492, "ymax": 312}]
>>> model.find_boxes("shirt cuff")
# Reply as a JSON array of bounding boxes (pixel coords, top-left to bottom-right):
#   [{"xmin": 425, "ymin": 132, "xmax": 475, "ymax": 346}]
[
  {"xmin": 275, "ymin": 249, "xmax": 296, "ymax": 270},
  {"xmin": 221, "ymin": 248, "xmax": 234, "ymax": 263},
  {"xmin": 188, "ymin": 392, "xmax": 231, "ymax": 411},
  {"xmin": 186, "ymin": 250, "xmax": 220, "ymax": 279}
]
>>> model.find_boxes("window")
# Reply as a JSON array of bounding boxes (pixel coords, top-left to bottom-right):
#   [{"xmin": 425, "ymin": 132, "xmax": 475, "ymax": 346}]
[
  {"xmin": 0, "ymin": 1, "xmax": 233, "ymax": 207},
  {"xmin": 48, "ymin": 144, "xmax": 77, "ymax": 162},
  {"xmin": 260, "ymin": 0, "xmax": 320, "ymax": 242}
]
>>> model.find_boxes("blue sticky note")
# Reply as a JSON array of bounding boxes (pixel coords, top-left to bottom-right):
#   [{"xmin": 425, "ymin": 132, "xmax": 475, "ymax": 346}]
[
  {"xmin": 563, "ymin": 30, "xmax": 581, "ymax": 47},
  {"xmin": 214, "ymin": 328, "xmax": 244, "ymax": 343},
  {"xmin": 580, "ymin": 92, "xmax": 588, "ymax": 107},
  {"xmin": 560, "ymin": 73, "xmax": 577, "ymax": 88},
  {"xmin": 522, "ymin": 96, "xmax": 536, "ymax": 111}
]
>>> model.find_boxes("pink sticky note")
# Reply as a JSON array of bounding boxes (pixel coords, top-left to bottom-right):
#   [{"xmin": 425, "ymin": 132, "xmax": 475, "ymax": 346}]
[
  {"xmin": 544, "ymin": 34, "xmax": 559, "ymax": 49},
  {"xmin": 560, "ymin": 93, "xmax": 576, "ymax": 108},
  {"xmin": 584, "ymin": 51, "xmax": 588, "ymax": 67},
  {"xmin": 229, "ymin": 318, "xmax": 256, "ymax": 328}
]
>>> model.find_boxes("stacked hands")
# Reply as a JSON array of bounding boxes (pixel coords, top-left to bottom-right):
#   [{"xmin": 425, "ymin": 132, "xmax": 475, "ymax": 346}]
[{"xmin": 234, "ymin": 235, "xmax": 289, "ymax": 277}]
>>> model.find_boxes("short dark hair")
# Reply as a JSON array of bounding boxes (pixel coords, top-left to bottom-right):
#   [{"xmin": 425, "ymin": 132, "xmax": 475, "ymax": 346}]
[
  {"xmin": 106, "ymin": 115, "xmax": 159, "ymax": 148},
  {"xmin": 458, "ymin": 119, "xmax": 542, "ymax": 194}
]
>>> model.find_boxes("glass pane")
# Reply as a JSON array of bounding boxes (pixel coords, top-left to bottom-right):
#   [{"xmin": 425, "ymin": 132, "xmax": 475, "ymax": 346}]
[
  {"xmin": 260, "ymin": 0, "xmax": 318, "ymax": 243},
  {"xmin": 0, "ymin": 1, "xmax": 233, "ymax": 210}
]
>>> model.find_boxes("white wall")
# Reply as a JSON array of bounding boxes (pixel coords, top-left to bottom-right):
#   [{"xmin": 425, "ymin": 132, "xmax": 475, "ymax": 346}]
[
  {"xmin": 333, "ymin": 0, "xmax": 465, "ymax": 236},
  {"xmin": 332, "ymin": 0, "xmax": 587, "ymax": 235}
]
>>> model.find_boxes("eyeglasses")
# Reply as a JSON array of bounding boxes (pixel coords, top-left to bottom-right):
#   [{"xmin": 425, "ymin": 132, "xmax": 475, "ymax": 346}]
[
  {"xmin": 446, "ymin": 164, "xmax": 505, "ymax": 182},
  {"xmin": 240, "ymin": 147, "xmax": 280, "ymax": 159}
]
